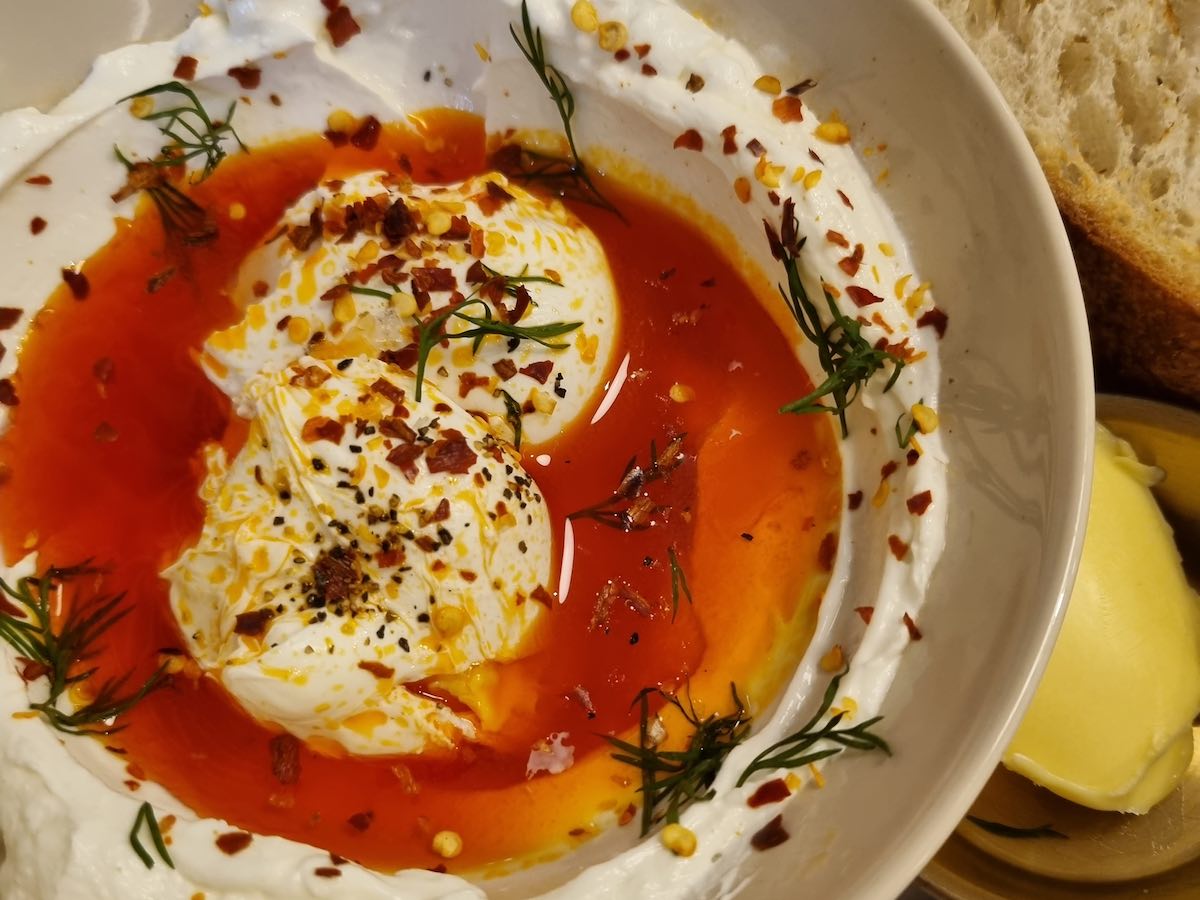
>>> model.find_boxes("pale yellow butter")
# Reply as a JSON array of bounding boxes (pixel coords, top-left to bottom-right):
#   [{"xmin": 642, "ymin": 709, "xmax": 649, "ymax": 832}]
[{"xmin": 1004, "ymin": 424, "xmax": 1200, "ymax": 813}]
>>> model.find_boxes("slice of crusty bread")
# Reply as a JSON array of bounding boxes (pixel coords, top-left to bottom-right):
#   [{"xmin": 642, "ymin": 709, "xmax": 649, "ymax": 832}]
[{"xmin": 927, "ymin": 0, "xmax": 1200, "ymax": 407}]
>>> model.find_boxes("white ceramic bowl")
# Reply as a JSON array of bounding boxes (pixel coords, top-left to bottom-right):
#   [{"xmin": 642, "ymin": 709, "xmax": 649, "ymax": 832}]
[{"xmin": 0, "ymin": 1, "xmax": 1093, "ymax": 897}]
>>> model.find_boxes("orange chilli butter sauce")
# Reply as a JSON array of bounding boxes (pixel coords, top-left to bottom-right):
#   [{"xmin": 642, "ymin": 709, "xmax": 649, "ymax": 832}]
[{"xmin": 0, "ymin": 110, "xmax": 840, "ymax": 873}]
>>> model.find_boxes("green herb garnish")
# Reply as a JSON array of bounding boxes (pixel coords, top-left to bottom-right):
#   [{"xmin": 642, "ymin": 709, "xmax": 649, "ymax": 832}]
[
  {"xmin": 413, "ymin": 297, "xmax": 580, "ymax": 401},
  {"xmin": 120, "ymin": 81, "xmax": 246, "ymax": 182},
  {"xmin": 349, "ymin": 286, "xmax": 394, "ymax": 300},
  {"xmin": 737, "ymin": 666, "xmax": 890, "ymax": 785},
  {"xmin": 508, "ymin": 1, "xmax": 622, "ymax": 217},
  {"xmin": 667, "ymin": 545, "xmax": 692, "ymax": 621},
  {"xmin": 895, "ymin": 399, "xmax": 922, "ymax": 449},
  {"xmin": 966, "ymin": 816, "xmax": 1067, "ymax": 840},
  {"xmin": 113, "ymin": 148, "xmax": 218, "ymax": 248},
  {"xmin": 130, "ymin": 801, "xmax": 175, "ymax": 869},
  {"xmin": 766, "ymin": 199, "xmax": 906, "ymax": 438},
  {"xmin": 0, "ymin": 563, "xmax": 166, "ymax": 736},
  {"xmin": 498, "ymin": 388, "xmax": 524, "ymax": 450},
  {"xmin": 481, "ymin": 262, "xmax": 561, "ymax": 297},
  {"xmin": 568, "ymin": 434, "xmax": 686, "ymax": 530},
  {"xmin": 607, "ymin": 683, "xmax": 752, "ymax": 836}
]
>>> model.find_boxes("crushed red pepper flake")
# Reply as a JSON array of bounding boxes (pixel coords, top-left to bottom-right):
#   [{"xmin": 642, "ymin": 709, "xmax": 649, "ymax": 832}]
[
  {"xmin": 146, "ymin": 267, "xmax": 176, "ymax": 294},
  {"xmin": 591, "ymin": 580, "xmax": 658, "ymax": 631},
  {"xmin": 492, "ymin": 358, "xmax": 518, "ymax": 381},
  {"xmin": 234, "ymin": 608, "xmax": 274, "ymax": 637},
  {"xmin": 747, "ymin": 778, "xmax": 792, "ymax": 808},
  {"xmin": 673, "ymin": 129, "xmax": 703, "ymax": 152},
  {"xmin": 530, "ymin": 585, "xmax": 553, "ymax": 608},
  {"xmin": 61, "ymin": 267, "xmax": 90, "ymax": 300},
  {"xmin": 411, "ymin": 266, "xmax": 456, "ymax": 293},
  {"xmin": 906, "ymin": 448, "xmax": 921, "ymax": 467},
  {"xmin": 215, "ymin": 832, "xmax": 253, "ymax": 855},
  {"xmin": 880, "ymin": 460, "xmax": 898, "ymax": 480},
  {"xmin": 838, "ymin": 244, "xmax": 865, "ymax": 277},
  {"xmin": 787, "ymin": 78, "xmax": 818, "ymax": 95},
  {"xmin": 916, "ymin": 306, "xmax": 949, "ymax": 339},
  {"xmin": 847, "ymin": 490, "xmax": 863, "ymax": 510},
  {"xmin": 817, "ymin": 532, "xmax": 838, "ymax": 571},
  {"xmin": 379, "ymin": 416, "xmax": 417, "ymax": 442},
  {"xmin": 745, "ymin": 138, "xmax": 766, "ymax": 157},
  {"xmin": 314, "ymin": 868, "xmax": 342, "ymax": 879},
  {"xmin": 0, "ymin": 380, "xmax": 18, "ymax": 407},
  {"xmin": 634, "ymin": 43, "xmax": 651, "ymax": 58},
  {"xmin": 519, "ymin": 360, "xmax": 554, "ymax": 384},
  {"xmin": 325, "ymin": 3, "xmax": 362, "ymax": 47},
  {"xmin": 826, "ymin": 230, "xmax": 849, "ymax": 248},
  {"xmin": 906, "ymin": 490, "xmax": 933, "ymax": 516},
  {"xmin": 30, "ymin": 217, "xmax": 46, "ymax": 235},
  {"xmin": 855, "ymin": 606, "xmax": 875, "ymax": 624},
  {"xmin": 685, "ymin": 73, "xmax": 705, "ymax": 92},
  {"xmin": 347, "ymin": 810, "xmax": 374, "ymax": 832},
  {"xmin": 357, "ymin": 660, "xmax": 395, "ymax": 679},
  {"xmin": 751, "ymin": 814, "xmax": 790, "ymax": 851},
  {"xmin": 301, "ymin": 416, "xmax": 345, "ymax": 444},
  {"xmin": 614, "ymin": 48, "xmax": 631, "ymax": 62},
  {"xmin": 386, "ymin": 442, "xmax": 423, "ymax": 482},
  {"xmin": 18, "ymin": 657, "xmax": 51, "ymax": 683},
  {"xmin": 772, "ymin": 96, "xmax": 804, "ymax": 122},
  {"xmin": 24, "ymin": 174, "xmax": 51, "ymax": 186},
  {"xmin": 902, "ymin": 612, "xmax": 923, "ymax": 641},
  {"xmin": 313, "ymin": 547, "xmax": 360, "ymax": 604},
  {"xmin": 426, "ymin": 430, "xmax": 477, "ymax": 474},
  {"xmin": 227, "ymin": 65, "xmax": 261, "ymax": 89},
  {"xmin": 93, "ymin": 422, "xmax": 119, "ymax": 443},
  {"xmin": 845, "ymin": 285, "xmax": 883, "ymax": 307},
  {"xmin": 174, "ymin": 55, "xmax": 198, "ymax": 80},
  {"xmin": 837, "ymin": 189, "xmax": 854, "ymax": 209},
  {"xmin": 641, "ymin": 63, "xmax": 658, "ymax": 77},
  {"xmin": 720, "ymin": 124, "xmax": 738, "ymax": 154},
  {"xmin": 269, "ymin": 733, "xmax": 301, "ymax": 785},
  {"xmin": 887, "ymin": 534, "xmax": 910, "ymax": 561},
  {"xmin": 0, "ymin": 308, "xmax": 22, "ymax": 330},
  {"xmin": 618, "ymin": 803, "xmax": 637, "ymax": 826},
  {"xmin": 350, "ymin": 115, "xmax": 382, "ymax": 151}
]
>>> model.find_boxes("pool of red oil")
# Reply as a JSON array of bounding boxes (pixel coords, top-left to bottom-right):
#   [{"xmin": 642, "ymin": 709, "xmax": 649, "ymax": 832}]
[{"xmin": 0, "ymin": 110, "xmax": 841, "ymax": 872}]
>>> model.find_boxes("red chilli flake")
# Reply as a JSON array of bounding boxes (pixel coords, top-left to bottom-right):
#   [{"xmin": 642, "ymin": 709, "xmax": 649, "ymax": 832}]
[
  {"xmin": 425, "ymin": 430, "xmax": 476, "ymax": 474},
  {"xmin": 325, "ymin": 4, "xmax": 362, "ymax": 47},
  {"xmin": 350, "ymin": 115, "xmax": 382, "ymax": 151},
  {"xmin": 634, "ymin": 43, "xmax": 651, "ymax": 58},
  {"xmin": 216, "ymin": 832, "xmax": 253, "ymax": 855},
  {"xmin": 357, "ymin": 660, "xmax": 395, "ymax": 679},
  {"xmin": 887, "ymin": 535, "xmax": 910, "ymax": 561},
  {"xmin": 902, "ymin": 612, "xmax": 924, "ymax": 641},
  {"xmin": 750, "ymin": 815, "xmax": 790, "ymax": 851},
  {"xmin": 855, "ymin": 606, "xmax": 875, "ymax": 624},
  {"xmin": 30, "ymin": 217, "xmax": 46, "ymax": 235},
  {"xmin": 0, "ymin": 380, "xmax": 18, "ymax": 407},
  {"xmin": 845, "ymin": 285, "xmax": 882, "ymax": 308},
  {"xmin": 771, "ymin": 96, "xmax": 804, "ymax": 123},
  {"xmin": 673, "ymin": 129, "xmax": 703, "ymax": 152},
  {"xmin": 685, "ymin": 73, "xmax": 705, "ymax": 92},
  {"xmin": 825, "ymin": 230, "xmax": 849, "ymax": 248},
  {"xmin": 61, "ymin": 268, "xmax": 90, "ymax": 300},
  {"xmin": 493, "ymin": 358, "xmax": 518, "ymax": 381},
  {"xmin": 880, "ymin": 460, "xmax": 898, "ymax": 480},
  {"xmin": 269, "ymin": 733, "xmax": 301, "ymax": 785},
  {"xmin": 720, "ymin": 125, "xmax": 738, "ymax": 155},
  {"xmin": 817, "ymin": 532, "xmax": 838, "ymax": 572},
  {"xmin": 233, "ymin": 608, "xmax": 274, "ymax": 637},
  {"xmin": 0, "ymin": 308, "xmax": 22, "ymax": 330},
  {"xmin": 347, "ymin": 811, "xmax": 374, "ymax": 832},
  {"xmin": 227, "ymin": 65, "xmax": 261, "ymax": 90},
  {"xmin": 174, "ymin": 56, "xmax": 199, "ymax": 80},
  {"xmin": 747, "ymin": 778, "xmax": 792, "ymax": 808},
  {"xmin": 838, "ymin": 244, "xmax": 865, "ymax": 277},
  {"xmin": 519, "ymin": 360, "xmax": 554, "ymax": 384},
  {"xmin": 24, "ymin": 174, "xmax": 51, "ymax": 186},
  {"xmin": 641, "ymin": 63, "xmax": 658, "ymax": 77},
  {"xmin": 314, "ymin": 868, "xmax": 342, "ymax": 879},
  {"xmin": 917, "ymin": 307, "xmax": 949, "ymax": 339},
  {"xmin": 93, "ymin": 422, "xmax": 119, "ymax": 443},
  {"xmin": 906, "ymin": 490, "xmax": 933, "ymax": 516},
  {"xmin": 847, "ymin": 490, "xmax": 864, "ymax": 510}
]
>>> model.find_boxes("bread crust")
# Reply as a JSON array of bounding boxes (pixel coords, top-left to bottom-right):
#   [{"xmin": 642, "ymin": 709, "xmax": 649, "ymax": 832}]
[{"xmin": 1045, "ymin": 166, "xmax": 1200, "ymax": 410}]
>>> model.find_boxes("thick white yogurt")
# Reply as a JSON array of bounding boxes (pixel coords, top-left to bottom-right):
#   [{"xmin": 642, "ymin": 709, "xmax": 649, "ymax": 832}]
[{"xmin": 0, "ymin": 1, "xmax": 948, "ymax": 897}]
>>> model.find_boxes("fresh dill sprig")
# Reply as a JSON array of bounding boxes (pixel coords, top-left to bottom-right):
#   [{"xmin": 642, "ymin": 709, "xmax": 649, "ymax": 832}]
[
  {"xmin": 508, "ymin": 0, "xmax": 622, "ymax": 217},
  {"xmin": 568, "ymin": 434, "xmax": 686, "ymax": 530},
  {"xmin": 607, "ymin": 683, "xmax": 752, "ymax": 836},
  {"xmin": 0, "ymin": 564, "xmax": 166, "ymax": 737},
  {"xmin": 966, "ymin": 816, "xmax": 1067, "ymax": 840},
  {"xmin": 480, "ymin": 262, "xmax": 561, "ymax": 297},
  {"xmin": 667, "ymin": 545, "xmax": 692, "ymax": 622},
  {"xmin": 895, "ymin": 400, "xmax": 922, "ymax": 449},
  {"xmin": 736, "ymin": 666, "xmax": 890, "ymax": 786},
  {"xmin": 120, "ymin": 81, "xmax": 246, "ymax": 182},
  {"xmin": 497, "ymin": 388, "xmax": 525, "ymax": 450},
  {"xmin": 113, "ymin": 149, "xmax": 218, "ymax": 248},
  {"xmin": 413, "ymin": 297, "xmax": 580, "ymax": 400},
  {"xmin": 349, "ymin": 286, "xmax": 394, "ymax": 300},
  {"xmin": 766, "ymin": 199, "xmax": 906, "ymax": 438},
  {"xmin": 130, "ymin": 802, "xmax": 175, "ymax": 869}
]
